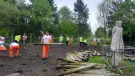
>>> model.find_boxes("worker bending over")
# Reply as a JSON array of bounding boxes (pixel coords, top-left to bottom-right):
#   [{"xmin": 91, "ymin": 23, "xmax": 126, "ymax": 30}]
[
  {"xmin": 0, "ymin": 36, "xmax": 7, "ymax": 51},
  {"xmin": 9, "ymin": 40, "xmax": 20, "ymax": 57},
  {"xmin": 41, "ymin": 31, "xmax": 51, "ymax": 59}
]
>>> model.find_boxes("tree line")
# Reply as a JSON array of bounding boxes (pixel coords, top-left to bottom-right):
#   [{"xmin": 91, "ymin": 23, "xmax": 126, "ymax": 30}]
[{"xmin": 0, "ymin": 0, "xmax": 92, "ymax": 38}]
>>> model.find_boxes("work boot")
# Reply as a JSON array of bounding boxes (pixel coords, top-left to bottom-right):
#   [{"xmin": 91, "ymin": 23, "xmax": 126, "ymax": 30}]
[{"xmin": 42, "ymin": 58, "xmax": 45, "ymax": 60}]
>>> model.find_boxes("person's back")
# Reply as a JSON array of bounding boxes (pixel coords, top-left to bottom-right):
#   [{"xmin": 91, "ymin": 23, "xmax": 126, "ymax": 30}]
[
  {"xmin": 59, "ymin": 35, "xmax": 63, "ymax": 43},
  {"xmin": 80, "ymin": 37, "xmax": 83, "ymax": 42},
  {"xmin": 10, "ymin": 42, "xmax": 19, "ymax": 47},
  {"xmin": 15, "ymin": 35, "xmax": 21, "ymax": 43}
]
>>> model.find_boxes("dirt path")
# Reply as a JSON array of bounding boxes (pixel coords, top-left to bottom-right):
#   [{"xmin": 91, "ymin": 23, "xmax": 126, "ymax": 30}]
[{"xmin": 0, "ymin": 44, "xmax": 101, "ymax": 76}]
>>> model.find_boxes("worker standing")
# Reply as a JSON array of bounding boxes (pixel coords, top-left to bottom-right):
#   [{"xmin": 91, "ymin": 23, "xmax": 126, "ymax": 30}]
[
  {"xmin": 82, "ymin": 38, "xmax": 88, "ymax": 50},
  {"xmin": 23, "ymin": 33, "xmax": 27, "ymax": 45},
  {"xmin": 68, "ymin": 37, "xmax": 72, "ymax": 51},
  {"xmin": 9, "ymin": 40, "xmax": 20, "ymax": 57},
  {"xmin": 59, "ymin": 35, "xmax": 63, "ymax": 44},
  {"xmin": 41, "ymin": 31, "xmax": 51, "ymax": 59},
  {"xmin": 79, "ymin": 36, "xmax": 83, "ymax": 48},
  {"xmin": 66, "ymin": 36, "xmax": 70, "ymax": 46},
  {"xmin": 97, "ymin": 38, "xmax": 100, "ymax": 46},
  {"xmin": 93, "ymin": 37, "xmax": 97, "ymax": 46},
  {"xmin": 0, "ymin": 36, "xmax": 7, "ymax": 51}
]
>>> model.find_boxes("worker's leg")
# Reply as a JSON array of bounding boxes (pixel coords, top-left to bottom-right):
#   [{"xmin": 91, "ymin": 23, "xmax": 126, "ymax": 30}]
[
  {"xmin": 66, "ymin": 41, "xmax": 68, "ymax": 45},
  {"xmin": 66, "ymin": 41, "xmax": 69, "ymax": 46},
  {"xmin": 80, "ymin": 42, "xmax": 81, "ymax": 47},
  {"xmin": 82, "ymin": 42, "xmax": 85, "ymax": 50},
  {"xmin": 84, "ymin": 43, "xmax": 86, "ymax": 50},
  {"xmin": 85, "ymin": 43, "xmax": 88, "ymax": 50},
  {"xmin": 42, "ymin": 45, "xmax": 46, "ymax": 58},
  {"xmin": 81, "ymin": 42, "xmax": 83, "ymax": 48},
  {"xmin": 15, "ymin": 45, "xmax": 20, "ymax": 56},
  {"xmin": 45, "ymin": 45, "xmax": 49, "ymax": 58},
  {"xmin": 9, "ymin": 46, "xmax": 14, "ymax": 57}
]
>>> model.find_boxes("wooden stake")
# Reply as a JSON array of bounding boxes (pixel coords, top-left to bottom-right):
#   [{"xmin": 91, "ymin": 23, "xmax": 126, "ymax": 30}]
[
  {"xmin": 58, "ymin": 57, "xmax": 78, "ymax": 63},
  {"xmin": 56, "ymin": 63, "xmax": 96, "ymax": 76}
]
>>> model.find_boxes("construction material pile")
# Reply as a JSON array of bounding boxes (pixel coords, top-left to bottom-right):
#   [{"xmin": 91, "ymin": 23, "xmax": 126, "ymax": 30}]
[
  {"xmin": 65, "ymin": 51, "xmax": 102, "ymax": 62},
  {"xmin": 56, "ymin": 51, "xmax": 119, "ymax": 76},
  {"xmin": 123, "ymin": 54, "xmax": 135, "ymax": 62}
]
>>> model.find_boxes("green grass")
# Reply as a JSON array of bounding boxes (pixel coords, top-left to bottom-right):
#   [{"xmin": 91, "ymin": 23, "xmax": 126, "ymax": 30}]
[
  {"xmin": 88, "ymin": 56, "xmax": 135, "ymax": 75},
  {"xmin": 123, "ymin": 61, "xmax": 135, "ymax": 66},
  {"xmin": 88, "ymin": 56, "xmax": 105, "ymax": 64},
  {"xmin": 107, "ymin": 60, "xmax": 135, "ymax": 74}
]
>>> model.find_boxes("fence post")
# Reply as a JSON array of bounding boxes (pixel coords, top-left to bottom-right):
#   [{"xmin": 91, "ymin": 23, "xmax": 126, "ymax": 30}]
[
  {"xmin": 30, "ymin": 33, "xmax": 32, "ymax": 44},
  {"xmin": 11, "ymin": 33, "xmax": 14, "ymax": 42}
]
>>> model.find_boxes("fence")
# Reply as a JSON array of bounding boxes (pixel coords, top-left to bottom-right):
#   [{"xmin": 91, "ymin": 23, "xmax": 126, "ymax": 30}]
[
  {"xmin": 2, "ymin": 33, "xmax": 135, "ymax": 46},
  {"xmin": 102, "ymin": 45, "xmax": 135, "ymax": 74},
  {"xmin": 1, "ymin": 33, "xmax": 98, "ymax": 45}
]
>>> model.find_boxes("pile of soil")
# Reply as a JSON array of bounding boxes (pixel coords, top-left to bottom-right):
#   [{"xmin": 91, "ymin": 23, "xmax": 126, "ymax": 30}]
[{"xmin": 0, "ymin": 44, "xmax": 101, "ymax": 76}]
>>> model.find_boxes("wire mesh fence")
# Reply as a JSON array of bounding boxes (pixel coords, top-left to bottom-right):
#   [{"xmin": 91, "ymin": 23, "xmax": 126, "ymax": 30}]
[
  {"xmin": 1, "ymin": 33, "xmax": 97, "ymax": 45},
  {"xmin": 102, "ymin": 45, "xmax": 135, "ymax": 74}
]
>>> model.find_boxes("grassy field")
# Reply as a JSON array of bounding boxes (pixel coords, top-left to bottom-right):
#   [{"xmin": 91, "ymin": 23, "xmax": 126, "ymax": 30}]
[{"xmin": 88, "ymin": 56, "xmax": 105, "ymax": 64}]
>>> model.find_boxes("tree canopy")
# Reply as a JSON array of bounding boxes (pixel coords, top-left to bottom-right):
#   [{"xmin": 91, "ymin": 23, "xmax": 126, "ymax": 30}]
[{"xmin": 0, "ymin": 0, "xmax": 92, "ymax": 38}]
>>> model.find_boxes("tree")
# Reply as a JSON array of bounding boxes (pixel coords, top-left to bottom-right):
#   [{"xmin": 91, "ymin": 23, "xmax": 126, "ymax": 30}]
[
  {"xmin": 74, "ymin": 0, "xmax": 90, "ymax": 36},
  {"xmin": 95, "ymin": 27, "xmax": 105, "ymax": 38},
  {"xmin": 47, "ymin": 0, "xmax": 59, "ymax": 25},
  {"xmin": 58, "ymin": 6, "xmax": 78, "ymax": 37},
  {"xmin": 31, "ymin": 0, "xmax": 52, "ymax": 33},
  {"xmin": 97, "ymin": 0, "xmax": 122, "ymax": 44},
  {"xmin": 0, "ymin": 0, "xmax": 20, "ymax": 36},
  {"xmin": 59, "ymin": 6, "xmax": 72, "ymax": 20},
  {"xmin": 114, "ymin": 0, "xmax": 135, "ymax": 43}
]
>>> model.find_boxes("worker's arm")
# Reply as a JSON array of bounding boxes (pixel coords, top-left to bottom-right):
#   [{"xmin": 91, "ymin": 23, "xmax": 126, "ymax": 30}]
[
  {"xmin": 41, "ymin": 36, "xmax": 44, "ymax": 43},
  {"xmin": 41, "ymin": 39, "xmax": 44, "ymax": 43},
  {"xmin": 49, "ymin": 36, "xmax": 51, "ymax": 43}
]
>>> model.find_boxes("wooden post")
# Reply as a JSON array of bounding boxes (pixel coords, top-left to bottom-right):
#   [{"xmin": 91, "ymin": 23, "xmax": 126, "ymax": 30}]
[
  {"xmin": 11, "ymin": 33, "xmax": 13, "ymax": 42},
  {"xmin": 58, "ymin": 57, "xmax": 78, "ymax": 63},
  {"xmin": 30, "ymin": 33, "xmax": 32, "ymax": 44},
  {"xmin": 56, "ymin": 63, "xmax": 96, "ymax": 76}
]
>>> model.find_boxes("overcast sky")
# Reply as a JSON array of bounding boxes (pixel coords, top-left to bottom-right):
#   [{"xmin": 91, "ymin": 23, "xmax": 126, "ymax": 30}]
[{"xmin": 25, "ymin": 0, "xmax": 103, "ymax": 34}]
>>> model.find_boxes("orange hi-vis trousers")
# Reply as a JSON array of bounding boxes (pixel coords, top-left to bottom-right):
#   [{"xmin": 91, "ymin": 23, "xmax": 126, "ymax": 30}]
[
  {"xmin": 9, "ymin": 45, "xmax": 20, "ymax": 57},
  {"xmin": 42, "ymin": 45, "xmax": 49, "ymax": 58}
]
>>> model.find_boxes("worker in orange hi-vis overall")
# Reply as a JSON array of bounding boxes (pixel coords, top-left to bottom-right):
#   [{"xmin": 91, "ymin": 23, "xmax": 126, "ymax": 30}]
[
  {"xmin": 9, "ymin": 40, "xmax": 20, "ymax": 57},
  {"xmin": 41, "ymin": 31, "xmax": 51, "ymax": 60},
  {"xmin": 0, "ymin": 36, "xmax": 7, "ymax": 51}
]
